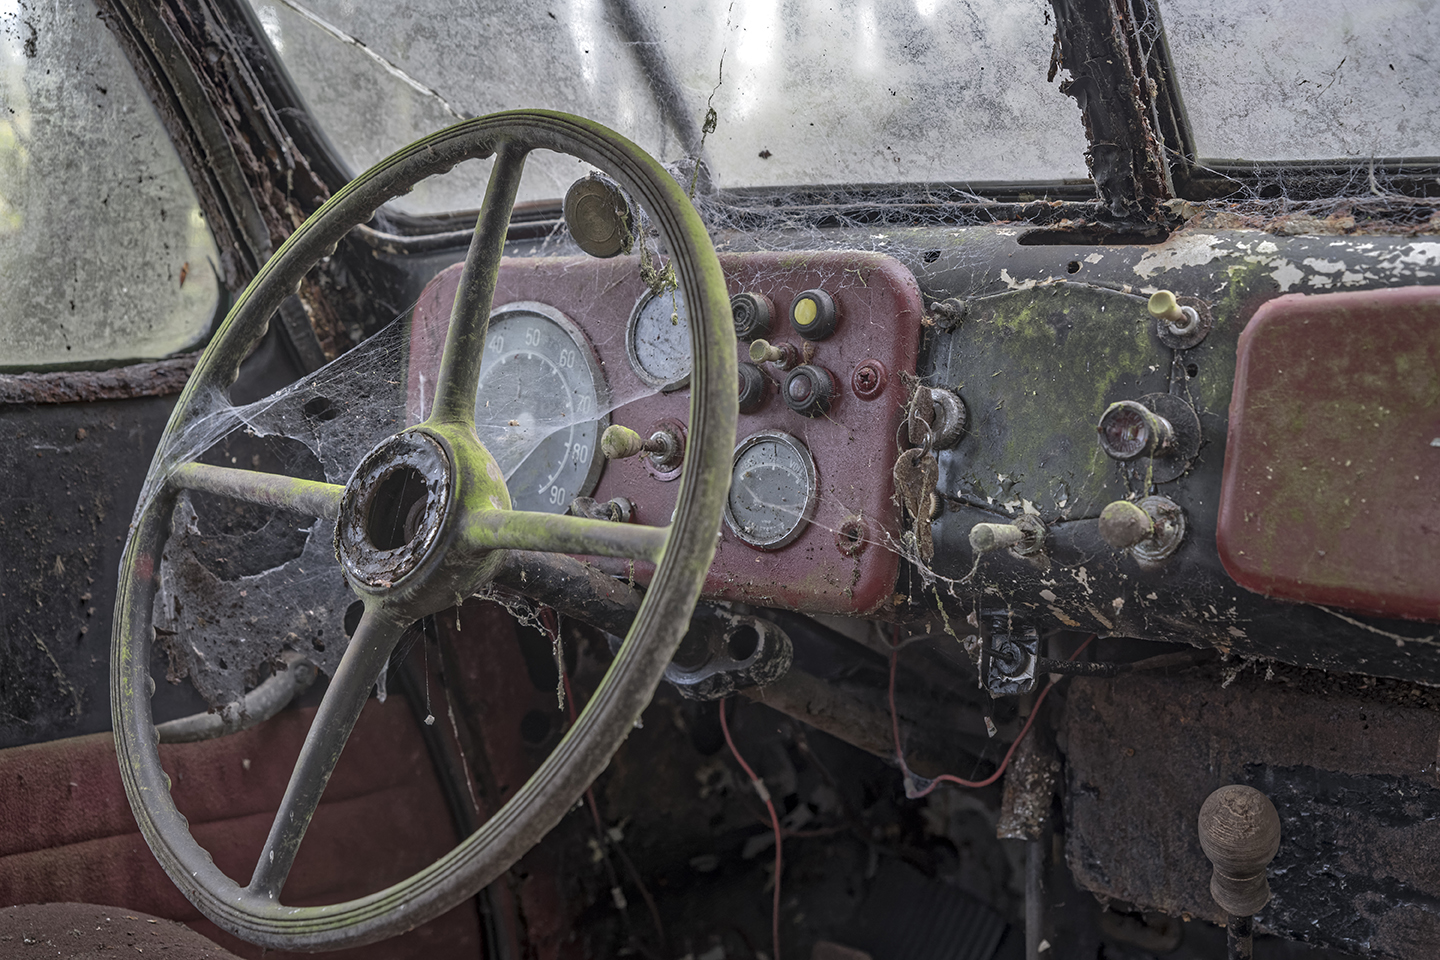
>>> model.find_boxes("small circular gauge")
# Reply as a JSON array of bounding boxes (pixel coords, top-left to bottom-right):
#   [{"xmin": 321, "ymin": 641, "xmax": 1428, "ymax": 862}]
[
  {"xmin": 725, "ymin": 431, "xmax": 819, "ymax": 550},
  {"xmin": 474, "ymin": 302, "xmax": 608, "ymax": 514},
  {"xmin": 627, "ymin": 287, "xmax": 691, "ymax": 391}
]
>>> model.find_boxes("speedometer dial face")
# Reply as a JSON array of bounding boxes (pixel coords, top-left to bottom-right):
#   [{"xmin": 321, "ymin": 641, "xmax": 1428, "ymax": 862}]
[
  {"xmin": 626, "ymin": 287, "xmax": 692, "ymax": 391},
  {"xmin": 475, "ymin": 302, "xmax": 607, "ymax": 514},
  {"xmin": 725, "ymin": 431, "xmax": 819, "ymax": 550}
]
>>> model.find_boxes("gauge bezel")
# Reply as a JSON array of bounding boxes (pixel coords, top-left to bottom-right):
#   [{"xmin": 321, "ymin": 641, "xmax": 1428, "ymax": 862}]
[
  {"xmin": 626, "ymin": 287, "xmax": 692, "ymax": 392},
  {"xmin": 724, "ymin": 430, "xmax": 819, "ymax": 551},
  {"xmin": 481, "ymin": 300, "xmax": 611, "ymax": 511}
]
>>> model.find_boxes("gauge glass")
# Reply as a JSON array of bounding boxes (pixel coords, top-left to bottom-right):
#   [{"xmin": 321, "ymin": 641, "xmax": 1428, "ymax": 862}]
[
  {"xmin": 627, "ymin": 287, "xmax": 691, "ymax": 390},
  {"xmin": 474, "ymin": 302, "xmax": 607, "ymax": 513},
  {"xmin": 725, "ymin": 432, "xmax": 818, "ymax": 550}
]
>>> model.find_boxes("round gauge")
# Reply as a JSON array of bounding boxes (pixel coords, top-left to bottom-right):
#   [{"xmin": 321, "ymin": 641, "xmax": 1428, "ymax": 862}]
[
  {"xmin": 474, "ymin": 302, "xmax": 608, "ymax": 514},
  {"xmin": 626, "ymin": 287, "xmax": 692, "ymax": 391},
  {"xmin": 724, "ymin": 431, "xmax": 819, "ymax": 550}
]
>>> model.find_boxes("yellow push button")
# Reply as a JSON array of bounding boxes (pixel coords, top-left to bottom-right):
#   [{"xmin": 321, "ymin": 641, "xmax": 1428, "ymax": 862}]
[{"xmin": 789, "ymin": 289, "xmax": 837, "ymax": 340}]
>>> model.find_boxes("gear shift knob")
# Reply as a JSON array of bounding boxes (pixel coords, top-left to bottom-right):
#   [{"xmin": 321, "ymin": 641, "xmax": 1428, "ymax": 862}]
[{"xmin": 1198, "ymin": 784, "xmax": 1281, "ymax": 916}]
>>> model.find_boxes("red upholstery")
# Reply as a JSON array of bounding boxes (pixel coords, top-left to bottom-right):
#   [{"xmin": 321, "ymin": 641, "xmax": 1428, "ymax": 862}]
[
  {"xmin": 0, "ymin": 699, "xmax": 481, "ymax": 959},
  {"xmin": 0, "ymin": 903, "xmax": 246, "ymax": 958}
]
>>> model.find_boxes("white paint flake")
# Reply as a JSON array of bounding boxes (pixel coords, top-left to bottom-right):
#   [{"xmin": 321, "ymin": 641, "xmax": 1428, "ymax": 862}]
[{"xmin": 1132, "ymin": 233, "xmax": 1225, "ymax": 279}]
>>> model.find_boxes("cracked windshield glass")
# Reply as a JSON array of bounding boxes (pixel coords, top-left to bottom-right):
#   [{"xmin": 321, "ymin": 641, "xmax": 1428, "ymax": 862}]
[{"xmin": 247, "ymin": 0, "xmax": 1091, "ymax": 213}]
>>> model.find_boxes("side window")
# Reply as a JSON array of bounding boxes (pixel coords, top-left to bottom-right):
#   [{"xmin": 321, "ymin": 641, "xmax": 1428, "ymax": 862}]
[{"xmin": 0, "ymin": 1, "xmax": 219, "ymax": 371}]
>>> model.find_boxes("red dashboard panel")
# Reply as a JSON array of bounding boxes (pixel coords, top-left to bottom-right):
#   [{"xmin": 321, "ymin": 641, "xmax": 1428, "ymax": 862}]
[
  {"xmin": 409, "ymin": 251, "xmax": 923, "ymax": 615},
  {"xmin": 1217, "ymin": 286, "xmax": 1440, "ymax": 621}
]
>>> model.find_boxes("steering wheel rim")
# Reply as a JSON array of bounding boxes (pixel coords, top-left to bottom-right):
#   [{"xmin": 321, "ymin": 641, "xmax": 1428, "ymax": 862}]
[{"xmin": 111, "ymin": 111, "xmax": 737, "ymax": 950}]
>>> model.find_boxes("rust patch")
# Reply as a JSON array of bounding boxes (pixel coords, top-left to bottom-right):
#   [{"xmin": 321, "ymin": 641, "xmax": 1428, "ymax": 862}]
[{"xmin": 0, "ymin": 355, "xmax": 197, "ymax": 405}]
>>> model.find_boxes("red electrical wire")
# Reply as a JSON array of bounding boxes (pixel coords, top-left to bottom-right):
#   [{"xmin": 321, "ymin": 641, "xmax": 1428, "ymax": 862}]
[
  {"xmin": 888, "ymin": 633, "xmax": 1094, "ymax": 797},
  {"xmin": 720, "ymin": 699, "xmax": 783, "ymax": 960}
]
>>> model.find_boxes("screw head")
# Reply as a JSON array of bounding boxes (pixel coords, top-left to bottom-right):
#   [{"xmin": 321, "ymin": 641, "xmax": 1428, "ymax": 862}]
[{"xmin": 851, "ymin": 360, "xmax": 887, "ymax": 400}]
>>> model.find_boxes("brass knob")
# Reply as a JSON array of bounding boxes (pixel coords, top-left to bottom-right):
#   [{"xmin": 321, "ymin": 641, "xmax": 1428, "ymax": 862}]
[{"xmin": 1198, "ymin": 785, "xmax": 1281, "ymax": 917}]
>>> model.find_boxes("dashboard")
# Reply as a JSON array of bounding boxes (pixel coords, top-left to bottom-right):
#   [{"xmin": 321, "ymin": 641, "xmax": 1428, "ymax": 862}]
[
  {"xmin": 407, "ymin": 251, "xmax": 923, "ymax": 616},
  {"xmin": 403, "ymin": 232, "xmax": 1440, "ymax": 687}
]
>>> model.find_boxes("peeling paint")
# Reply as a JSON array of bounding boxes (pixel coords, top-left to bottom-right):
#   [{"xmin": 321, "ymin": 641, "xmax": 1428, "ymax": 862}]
[{"xmin": 1132, "ymin": 233, "xmax": 1225, "ymax": 279}]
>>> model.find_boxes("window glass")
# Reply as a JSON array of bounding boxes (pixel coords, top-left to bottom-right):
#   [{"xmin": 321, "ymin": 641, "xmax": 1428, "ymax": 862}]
[
  {"xmin": 0, "ymin": 0, "xmax": 219, "ymax": 371},
  {"xmin": 248, "ymin": 0, "xmax": 1091, "ymax": 214},
  {"xmin": 1157, "ymin": 0, "xmax": 1440, "ymax": 162}
]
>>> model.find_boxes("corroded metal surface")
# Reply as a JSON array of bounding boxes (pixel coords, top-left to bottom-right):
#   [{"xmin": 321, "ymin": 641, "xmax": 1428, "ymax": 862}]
[
  {"xmin": 0, "ymin": 355, "xmax": 197, "ymax": 405},
  {"xmin": 1062, "ymin": 668, "xmax": 1440, "ymax": 957}
]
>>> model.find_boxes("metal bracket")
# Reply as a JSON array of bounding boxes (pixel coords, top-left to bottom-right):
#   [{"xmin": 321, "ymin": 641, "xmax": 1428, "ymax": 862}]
[{"xmin": 981, "ymin": 613, "xmax": 1039, "ymax": 698}]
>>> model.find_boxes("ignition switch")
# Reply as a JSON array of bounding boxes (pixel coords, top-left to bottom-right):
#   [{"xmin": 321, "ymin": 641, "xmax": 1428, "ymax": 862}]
[{"xmin": 906, "ymin": 386, "xmax": 967, "ymax": 450}]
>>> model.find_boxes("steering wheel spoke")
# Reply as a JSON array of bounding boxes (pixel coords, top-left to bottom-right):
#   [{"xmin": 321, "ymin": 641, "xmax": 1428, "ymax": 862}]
[
  {"xmin": 170, "ymin": 461, "xmax": 344, "ymax": 520},
  {"xmin": 247, "ymin": 602, "xmax": 410, "ymax": 901},
  {"xmin": 465, "ymin": 508, "xmax": 668, "ymax": 563},
  {"xmin": 429, "ymin": 141, "xmax": 531, "ymax": 428}
]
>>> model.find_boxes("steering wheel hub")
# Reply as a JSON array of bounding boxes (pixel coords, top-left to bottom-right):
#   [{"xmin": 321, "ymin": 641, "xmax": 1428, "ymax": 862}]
[{"xmin": 335, "ymin": 430, "xmax": 455, "ymax": 591}]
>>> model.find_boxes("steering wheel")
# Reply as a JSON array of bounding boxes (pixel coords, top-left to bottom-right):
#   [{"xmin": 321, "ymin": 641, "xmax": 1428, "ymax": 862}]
[{"xmin": 111, "ymin": 111, "xmax": 737, "ymax": 950}]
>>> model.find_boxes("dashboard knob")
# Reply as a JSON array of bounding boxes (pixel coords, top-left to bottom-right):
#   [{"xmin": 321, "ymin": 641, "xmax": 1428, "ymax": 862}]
[
  {"xmin": 737, "ymin": 362, "xmax": 769, "ymax": 414},
  {"xmin": 1098, "ymin": 500, "xmax": 1154, "ymax": 549},
  {"xmin": 731, "ymin": 292, "xmax": 773, "ymax": 340},
  {"xmin": 790, "ymin": 288, "xmax": 838, "ymax": 340},
  {"xmin": 1149, "ymin": 289, "xmax": 1200, "ymax": 337},
  {"xmin": 600, "ymin": 424, "xmax": 683, "ymax": 468},
  {"xmin": 969, "ymin": 515, "xmax": 1046, "ymax": 557},
  {"xmin": 783, "ymin": 364, "xmax": 835, "ymax": 417},
  {"xmin": 749, "ymin": 338, "xmax": 799, "ymax": 371},
  {"xmin": 1100, "ymin": 496, "xmax": 1186, "ymax": 562},
  {"xmin": 1097, "ymin": 400, "xmax": 1175, "ymax": 461}
]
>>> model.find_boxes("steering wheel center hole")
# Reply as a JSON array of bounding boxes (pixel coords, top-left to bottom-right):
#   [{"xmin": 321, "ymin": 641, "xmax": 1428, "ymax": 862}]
[
  {"xmin": 337, "ymin": 431, "xmax": 453, "ymax": 590},
  {"xmin": 367, "ymin": 465, "xmax": 430, "ymax": 550}
]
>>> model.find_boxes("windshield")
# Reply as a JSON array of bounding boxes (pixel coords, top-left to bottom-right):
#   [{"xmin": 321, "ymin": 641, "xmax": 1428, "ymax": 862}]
[
  {"xmin": 1157, "ymin": 0, "xmax": 1440, "ymax": 163},
  {"xmin": 247, "ymin": 0, "xmax": 1092, "ymax": 214}
]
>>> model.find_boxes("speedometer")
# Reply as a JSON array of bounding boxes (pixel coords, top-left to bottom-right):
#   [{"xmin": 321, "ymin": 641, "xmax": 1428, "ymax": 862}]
[
  {"xmin": 724, "ymin": 431, "xmax": 818, "ymax": 550},
  {"xmin": 475, "ymin": 302, "xmax": 607, "ymax": 513}
]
